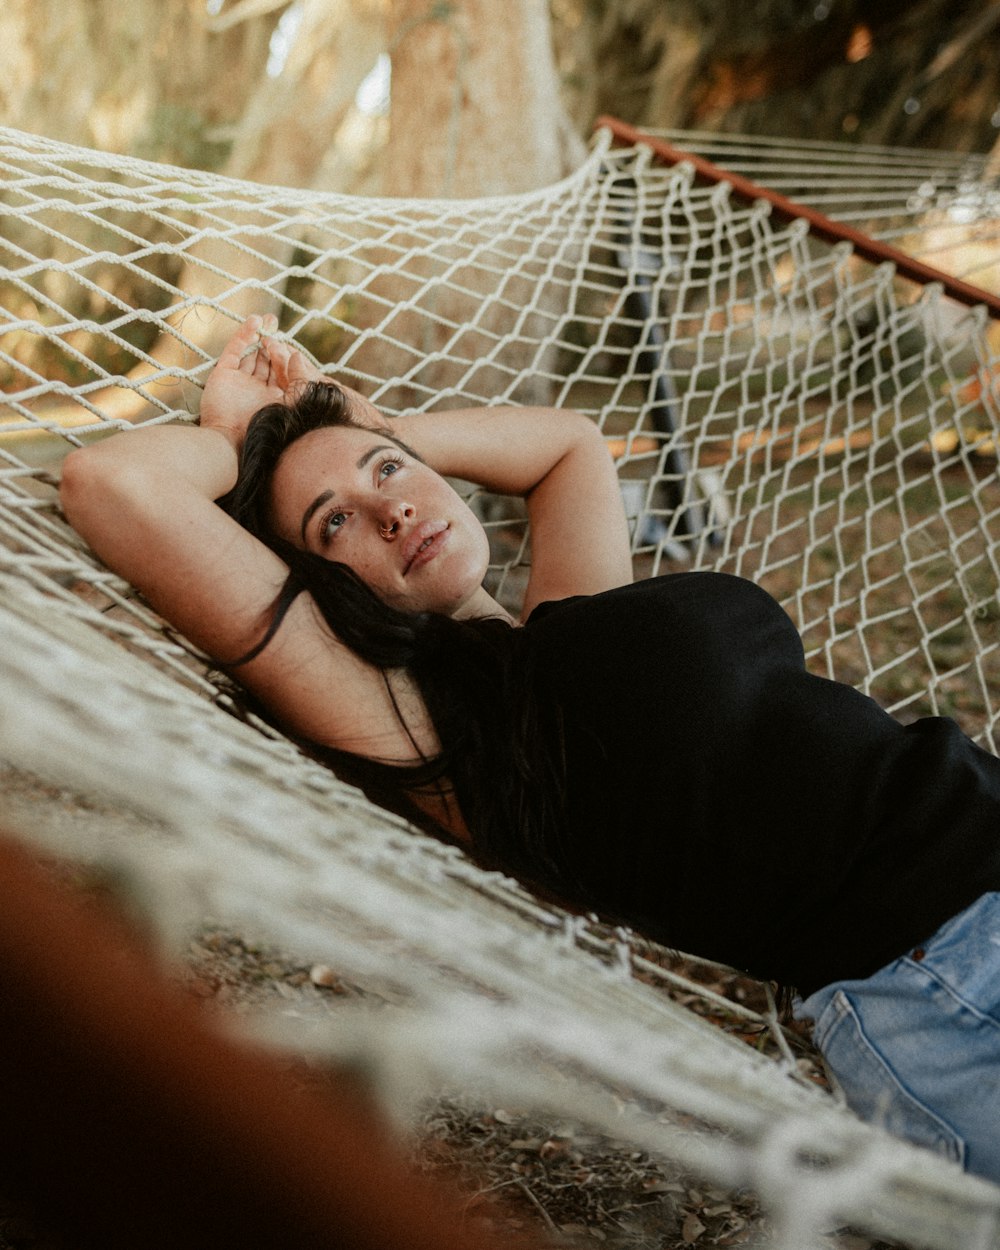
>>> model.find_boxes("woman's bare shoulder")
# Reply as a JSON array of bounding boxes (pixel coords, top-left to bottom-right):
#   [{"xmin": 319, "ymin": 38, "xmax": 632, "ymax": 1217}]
[{"xmin": 238, "ymin": 589, "xmax": 438, "ymax": 763}]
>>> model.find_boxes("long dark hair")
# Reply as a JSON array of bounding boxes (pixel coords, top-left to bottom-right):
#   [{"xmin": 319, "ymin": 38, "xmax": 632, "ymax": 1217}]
[{"xmin": 222, "ymin": 382, "xmax": 573, "ymax": 893}]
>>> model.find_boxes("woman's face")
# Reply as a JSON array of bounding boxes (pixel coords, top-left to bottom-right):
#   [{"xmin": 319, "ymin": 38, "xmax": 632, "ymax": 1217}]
[{"xmin": 268, "ymin": 422, "xmax": 491, "ymax": 618}]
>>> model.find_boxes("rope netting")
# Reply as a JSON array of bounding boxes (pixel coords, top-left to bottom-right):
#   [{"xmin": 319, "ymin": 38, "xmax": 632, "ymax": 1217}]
[{"xmin": 2, "ymin": 121, "xmax": 1000, "ymax": 1246}]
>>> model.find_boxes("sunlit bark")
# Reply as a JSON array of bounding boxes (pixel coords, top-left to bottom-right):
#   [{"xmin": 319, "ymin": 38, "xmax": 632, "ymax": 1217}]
[
  {"xmin": 385, "ymin": 0, "xmax": 583, "ymax": 198},
  {"xmin": 222, "ymin": 0, "xmax": 385, "ymax": 187},
  {"xmin": 335, "ymin": 0, "xmax": 586, "ymax": 405}
]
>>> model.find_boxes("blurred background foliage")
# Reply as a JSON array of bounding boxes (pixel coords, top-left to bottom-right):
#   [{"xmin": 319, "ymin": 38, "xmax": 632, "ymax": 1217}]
[{"xmin": 2, "ymin": 0, "xmax": 999, "ymax": 200}]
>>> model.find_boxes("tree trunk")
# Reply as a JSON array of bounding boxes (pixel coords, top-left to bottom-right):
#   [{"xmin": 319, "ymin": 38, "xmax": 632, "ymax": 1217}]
[
  {"xmin": 60, "ymin": 0, "xmax": 388, "ymax": 419},
  {"xmin": 337, "ymin": 0, "xmax": 584, "ymax": 408},
  {"xmin": 384, "ymin": 0, "xmax": 582, "ymax": 198},
  {"xmin": 166, "ymin": 0, "xmax": 388, "ymax": 381},
  {"xmin": 222, "ymin": 0, "xmax": 385, "ymax": 188}
]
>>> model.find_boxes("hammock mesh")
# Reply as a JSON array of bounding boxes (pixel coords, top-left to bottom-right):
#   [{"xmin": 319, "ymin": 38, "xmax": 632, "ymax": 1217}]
[{"xmin": 1, "ymin": 122, "xmax": 1000, "ymax": 1247}]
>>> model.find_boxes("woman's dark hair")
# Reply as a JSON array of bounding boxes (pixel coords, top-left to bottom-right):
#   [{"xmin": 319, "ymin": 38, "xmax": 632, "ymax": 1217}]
[{"xmin": 221, "ymin": 382, "xmax": 575, "ymax": 895}]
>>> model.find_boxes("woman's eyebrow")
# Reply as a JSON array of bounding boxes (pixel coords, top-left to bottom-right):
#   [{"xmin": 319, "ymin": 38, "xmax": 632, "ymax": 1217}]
[
  {"xmin": 301, "ymin": 489, "xmax": 334, "ymax": 543},
  {"xmin": 356, "ymin": 443, "xmax": 396, "ymax": 470}
]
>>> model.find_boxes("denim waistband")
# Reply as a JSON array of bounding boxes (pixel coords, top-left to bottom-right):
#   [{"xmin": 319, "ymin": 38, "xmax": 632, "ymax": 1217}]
[{"xmin": 795, "ymin": 892, "xmax": 1000, "ymax": 1183}]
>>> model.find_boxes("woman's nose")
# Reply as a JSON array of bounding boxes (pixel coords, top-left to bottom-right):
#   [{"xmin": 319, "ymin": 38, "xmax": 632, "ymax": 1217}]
[{"xmin": 377, "ymin": 501, "xmax": 414, "ymax": 539}]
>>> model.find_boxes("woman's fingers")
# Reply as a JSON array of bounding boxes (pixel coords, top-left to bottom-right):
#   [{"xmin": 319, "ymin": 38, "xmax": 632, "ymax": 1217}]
[
  {"xmin": 212, "ymin": 314, "xmax": 305, "ymax": 403},
  {"xmin": 263, "ymin": 340, "xmax": 323, "ymax": 394},
  {"xmin": 287, "ymin": 349, "xmax": 322, "ymax": 386},
  {"xmin": 225, "ymin": 314, "xmax": 280, "ymax": 376},
  {"xmin": 219, "ymin": 316, "xmax": 264, "ymax": 372},
  {"xmin": 251, "ymin": 343, "xmax": 271, "ymax": 381},
  {"xmin": 260, "ymin": 339, "xmax": 290, "ymax": 389}
]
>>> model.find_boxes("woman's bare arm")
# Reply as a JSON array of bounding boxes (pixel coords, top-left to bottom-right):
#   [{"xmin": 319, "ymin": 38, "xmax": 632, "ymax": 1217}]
[
  {"xmin": 62, "ymin": 316, "xmax": 631, "ymax": 734},
  {"xmin": 59, "ymin": 318, "xmax": 433, "ymax": 763}
]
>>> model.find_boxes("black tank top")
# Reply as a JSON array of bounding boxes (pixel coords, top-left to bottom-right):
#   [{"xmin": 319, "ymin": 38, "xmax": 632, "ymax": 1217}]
[{"xmin": 518, "ymin": 574, "xmax": 1000, "ymax": 994}]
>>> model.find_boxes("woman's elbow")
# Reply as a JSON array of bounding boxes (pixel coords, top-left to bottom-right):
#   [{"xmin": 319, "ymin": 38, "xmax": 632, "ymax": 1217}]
[
  {"xmin": 572, "ymin": 408, "xmax": 609, "ymax": 447},
  {"xmin": 59, "ymin": 446, "xmax": 95, "ymax": 523},
  {"xmin": 59, "ymin": 445, "xmax": 123, "ymax": 534},
  {"xmin": 554, "ymin": 406, "xmax": 595, "ymax": 432},
  {"xmin": 564, "ymin": 409, "xmax": 618, "ymax": 474}
]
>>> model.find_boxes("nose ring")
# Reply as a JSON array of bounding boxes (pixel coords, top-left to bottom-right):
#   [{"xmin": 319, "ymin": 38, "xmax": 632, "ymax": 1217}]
[{"xmin": 379, "ymin": 521, "xmax": 396, "ymax": 538}]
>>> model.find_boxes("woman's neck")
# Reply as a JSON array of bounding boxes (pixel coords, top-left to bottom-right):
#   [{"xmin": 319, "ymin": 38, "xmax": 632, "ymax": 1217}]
[{"xmin": 454, "ymin": 584, "xmax": 516, "ymax": 626}]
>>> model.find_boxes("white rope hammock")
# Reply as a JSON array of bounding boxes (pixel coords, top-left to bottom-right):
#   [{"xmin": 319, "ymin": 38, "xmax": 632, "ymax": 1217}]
[{"xmin": 2, "ymin": 122, "xmax": 1000, "ymax": 1248}]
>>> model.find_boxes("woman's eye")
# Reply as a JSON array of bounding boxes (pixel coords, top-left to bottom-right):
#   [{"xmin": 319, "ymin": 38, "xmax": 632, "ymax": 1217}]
[
  {"xmin": 379, "ymin": 459, "xmax": 401, "ymax": 479},
  {"xmin": 322, "ymin": 511, "xmax": 347, "ymax": 539}
]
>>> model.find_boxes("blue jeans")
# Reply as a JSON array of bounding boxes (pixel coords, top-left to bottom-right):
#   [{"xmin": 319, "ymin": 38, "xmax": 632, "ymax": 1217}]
[{"xmin": 795, "ymin": 892, "xmax": 1000, "ymax": 1184}]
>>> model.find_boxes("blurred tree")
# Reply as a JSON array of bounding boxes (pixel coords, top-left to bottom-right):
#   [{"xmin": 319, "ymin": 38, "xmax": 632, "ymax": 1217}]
[
  {"xmin": 384, "ymin": 0, "xmax": 583, "ymax": 197},
  {"xmin": 553, "ymin": 0, "xmax": 1000, "ymax": 155},
  {"xmin": 5, "ymin": 0, "xmax": 1000, "ymax": 185},
  {"xmin": 213, "ymin": 0, "xmax": 584, "ymax": 196},
  {"xmin": 169, "ymin": 0, "xmax": 388, "ymax": 369},
  {"xmin": 0, "ymin": 0, "xmax": 582, "ymax": 194},
  {"xmin": 216, "ymin": 0, "xmax": 385, "ymax": 187},
  {"xmin": 334, "ymin": 1, "xmax": 585, "ymax": 402},
  {"xmin": 0, "ymin": 0, "xmax": 277, "ymax": 166}
]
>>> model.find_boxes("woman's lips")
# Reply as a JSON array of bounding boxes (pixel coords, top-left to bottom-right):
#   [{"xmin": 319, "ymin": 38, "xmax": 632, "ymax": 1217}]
[{"xmin": 402, "ymin": 520, "xmax": 449, "ymax": 575}]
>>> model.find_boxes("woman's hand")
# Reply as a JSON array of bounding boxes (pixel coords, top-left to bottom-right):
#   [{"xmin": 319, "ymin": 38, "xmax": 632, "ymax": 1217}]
[
  {"xmin": 199, "ymin": 315, "xmax": 287, "ymax": 451},
  {"xmin": 200, "ymin": 316, "xmax": 334, "ymax": 451}
]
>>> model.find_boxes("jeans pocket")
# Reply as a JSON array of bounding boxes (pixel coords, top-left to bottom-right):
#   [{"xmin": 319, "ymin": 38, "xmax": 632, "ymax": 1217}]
[{"xmin": 815, "ymin": 989, "xmax": 966, "ymax": 1166}]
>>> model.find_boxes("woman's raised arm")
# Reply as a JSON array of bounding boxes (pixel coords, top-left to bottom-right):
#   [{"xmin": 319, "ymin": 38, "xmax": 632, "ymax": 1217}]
[{"xmin": 59, "ymin": 318, "xmax": 432, "ymax": 764}]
